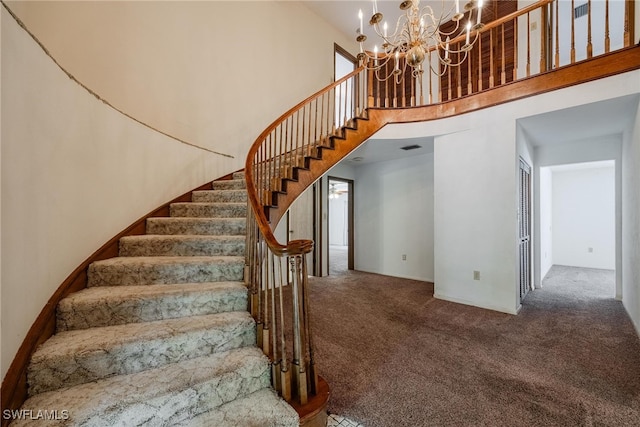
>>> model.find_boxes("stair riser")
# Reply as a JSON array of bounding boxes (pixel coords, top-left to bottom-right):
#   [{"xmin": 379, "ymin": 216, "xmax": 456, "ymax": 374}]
[
  {"xmin": 28, "ymin": 318, "xmax": 256, "ymax": 395},
  {"xmin": 57, "ymin": 287, "xmax": 248, "ymax": 331},
  {"xmin": 88, "ymin": 259, "xmax": 244, "ymax": 287},
  {"xmin": 192, "ymin": 190, "xmax": 247, "ymax": 203},
  {"xmin": 119, "ymin": 238, "xmax": 246, "ymax": 257},
  {"xmin": 170, "ymin": 204, "xmax": 247, "ymax": 218},
  {"xmin": 146, "ymin": 218, "xmax": 246, "ymax": 236}
]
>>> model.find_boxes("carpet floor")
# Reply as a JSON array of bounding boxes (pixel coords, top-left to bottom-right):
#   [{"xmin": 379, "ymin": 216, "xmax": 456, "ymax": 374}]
[{"xmin": 309, "ymin": 265, "xmax": 640, "ymax": 426}]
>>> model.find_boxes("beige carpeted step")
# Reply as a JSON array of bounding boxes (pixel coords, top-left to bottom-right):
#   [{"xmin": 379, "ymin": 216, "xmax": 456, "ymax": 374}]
[
  {"xmin": 15, "ymin": 347, "xmax": 270, "ymax": 427},
  {"xmin": 28, "ymin": 311, "xmax": 255, "ymax": 395},
  {"xmin": 170, "ymin": 202, "xmax": 247, "ymax": 218},
  {"xmin": 119, "ymin": 235, "xmax": 245, "ymax": 257},
  {"xmin": 176, "ymin": 388, "xmax": 299, "ymax": 427},
  {"xmin": 87, "ymin": 256, "xmax": 244, "ymax": 287},
  {"xmin": 192, "ymin": 189, "xmax": 247, "ymax": 203},
  {"xmin": 57, "ymin": 281, "xmax": 248, "ymax": 331},
  {"xmin": 213, "ymin": 179, "xmax": 246, "ymax": 190},
  {"xmin": 146, "ymin": 217, "xmax": 246, "ymax": 235}
]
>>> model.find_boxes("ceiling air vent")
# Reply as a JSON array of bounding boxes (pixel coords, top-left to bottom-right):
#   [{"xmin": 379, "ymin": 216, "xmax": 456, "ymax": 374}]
[
  {"xmin": 400, "ymin": 144, "xmax": 422, "ymax": 151},
  {"xmin": 574, "ymin": 3, "xmax": 589, "ymax": 19}
]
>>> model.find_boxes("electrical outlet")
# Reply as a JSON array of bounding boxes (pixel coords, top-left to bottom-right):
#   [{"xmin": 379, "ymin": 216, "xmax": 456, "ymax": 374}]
[
  {"xmin": 473, "ymin": 271, "xmax": 481, "ymax": 280},
  {"xmin": 402, "ymin": 254, "xmax": 407, "ymax": 261}
]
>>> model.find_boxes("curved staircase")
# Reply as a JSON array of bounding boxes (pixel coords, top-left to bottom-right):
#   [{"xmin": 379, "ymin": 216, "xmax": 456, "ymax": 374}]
[{"xmin": 12, "ymin": 172, "xmax": 299, "ymax": 426}]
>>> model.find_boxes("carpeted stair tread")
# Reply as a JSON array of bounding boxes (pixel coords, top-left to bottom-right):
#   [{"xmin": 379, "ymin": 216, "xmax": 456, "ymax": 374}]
[
  {"xmin": 87, "ymin": 256, "xmax": 244, "ymax": 287},
  {"xmin": 28, "ymin": 311, "xmax": 255, "ymax": 395},
  {"xmin": 213, "ymin": 179, "xmax": 246, "ymax": 190},
  {"xmin": 119, "ymin": 235, "xmax": 245, "ymax": 257},
  {"xmin": 192, "ymin": 189, "xmax": 247, "ymax": 203},
  {"xmin": 146, "ymin": 217, "xmax": 246, "ymax": 235},
  {"xmin": 176, "ymin": 388, "xmax": 299, "ymax": 427},
  {"xmin": 57, "ymin": 281, "xmax": 248, "ymax": 331},
  {"xmin": 170, "ymin": 202, "xmax": 247, "ymax": 218},
  {"xmin": 15, "ymin": 347, "xmax": 270, "ymax": 427}
]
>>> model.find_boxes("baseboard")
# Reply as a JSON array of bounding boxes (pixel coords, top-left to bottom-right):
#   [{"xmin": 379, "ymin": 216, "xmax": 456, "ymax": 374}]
[{"xmin": 433, "ymin": 293, "xmax": 519, "ymax": 315}]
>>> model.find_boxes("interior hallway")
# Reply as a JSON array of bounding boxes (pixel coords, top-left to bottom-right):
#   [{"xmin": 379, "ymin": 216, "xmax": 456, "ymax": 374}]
[{"xmin": 309, "ymin": 265, "xmax": 640, "ymax": 427}]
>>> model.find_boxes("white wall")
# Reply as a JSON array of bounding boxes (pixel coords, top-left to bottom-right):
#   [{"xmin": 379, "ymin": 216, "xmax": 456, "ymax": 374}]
[
  {"xmin": 539, "ymin": 167, "xmax": 553, "ymax": 279},
  {"xmin": 551, "ymin": 164, "xmax": 615, "ymax": 270},
  {"xmin": 354, "ymin": 153, "xmax": 434, "ymax": 282},
  {"xmin": 435, "ymin": 122, "xmax": 518, "ymax": 314},
  {"xmin": 1, "ymin": 2, "xmax": 356, "ymax": 381},
  {"xmin": 6, "ymin": 0, "xmax": 357, "ymax": 167},
  {"xmin": 622, "ymin": 97, "xmax": 640, "ymax": 335}
]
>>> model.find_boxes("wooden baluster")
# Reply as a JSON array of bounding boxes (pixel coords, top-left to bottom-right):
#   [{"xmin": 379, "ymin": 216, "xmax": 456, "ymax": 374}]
[
  {"xmin": 295, "ymin": 109, "xmax": 300, "ymax": 169},
  {"xmin": 457, "ymin": 51, "xmax": 462, "ymax": 98},
  {"xmin": 490, "ymin": 28, "xmax": 495, "ymax": 88},
  {"xmin": 300, "ymin": 255, "xmax": 318, "ymax": 395},
  {"xmin": 256, "ymin": 239, "xmax": 264, "ymax": 348},
  {"xmin": 555, "ymin": 0, "xmax": 559, "ymax": 68},
  {"xmin": 269, "ymin": 253, "xmax": 278, "ymax": 384},
  {"xmin": 571, "ymin": 0, "xmax": 576, "ymax": 63},
  {"xmin": 291, "ymin": 256, "xmax": 308, "ymax": 405},
  {"xmin": 319, "ymin": 94, "xmax": 325, "ymax": 148},
  {"xmin": 343, "ymin": 81, "xmax": 349, "ymax": 126},
  {"xmin": 284, "ymin": 115, "xmax": 292, "ymax": 179},
  {"xmin": 393, "ymin": 66, "xmax": 398, "ymax": 108},
  {"xmin": 428, "ymin": 57, "xmax": 433, "ymax": 104},
  {"xmin": 541, "ymin": 3, "xmax": 548, "ymax": 72},
  {"xmin": 409, "ymin": 69, "xmax": 413, "ymax": 107},
  {"xmin": 467, "ymin": 41, "xmax": 473, "ymax": 95},
  {"xmin": 624, "ymin": 0, "xmax": 633, "ymax": 48},
  {"xmin": 526, "ymin": 12, "xmax": 531, "ymax": 77},
  {"xmin": 308, "ymin": 101, "xmax": 313, "ymax": 159},
  {"xmin": 586, "ymin": 0, "xmax": 593, "ymax": 58},
  {"xmin": 604, "ymin": 0, "xmax": 610, "ymax": 53},
  {"xmin": 478, "ymin": 33, "xmax": 483, "ymax": 91},
  {"xmin": 262, "ymin": 243, "xmax": 270, "ymax": 356},
  {"xmin": 277, "ymin": 254, "xmax": 291, "ymax": 401},
  {"xmin": 501, "ymin": 24, "xmax": 506, "ymax": 84},
  {"xmin": 447, "ymin": 64, "xmax": 452, "ymax": 101},
  {"xmin": 376, "ymin": 69, "xmax": 380, "ymax": 107},
  {"xmin": 312, "ymin": 99, "xmax": 318, "ymax": 155},
  {"xmin": 514, "ymin": 16, "xmax": 518, "ymax": 81},
  {"xmin": 386, "ymin": 63, "xmax": 390, "ymax": 107}
]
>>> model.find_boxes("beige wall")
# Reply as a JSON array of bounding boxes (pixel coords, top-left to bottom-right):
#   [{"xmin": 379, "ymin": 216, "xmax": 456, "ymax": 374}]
[{"xmin": 1, "ymin": 2, "xmax": 356, "ymax": 381}]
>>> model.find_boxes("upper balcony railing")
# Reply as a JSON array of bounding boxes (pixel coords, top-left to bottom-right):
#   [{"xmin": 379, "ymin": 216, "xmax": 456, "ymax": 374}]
[{"xmin": 244, "ymin": 0, "xmax": 637, "ymax": 420}]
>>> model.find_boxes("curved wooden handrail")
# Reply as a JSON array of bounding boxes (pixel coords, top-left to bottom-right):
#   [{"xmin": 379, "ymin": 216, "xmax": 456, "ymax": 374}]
[{"xmin": 244, "ymin": 65, "xmax": 366, "ymax": 256}]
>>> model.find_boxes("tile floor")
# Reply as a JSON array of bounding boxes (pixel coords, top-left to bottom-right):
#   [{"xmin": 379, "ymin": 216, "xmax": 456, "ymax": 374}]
[{"xmin": 327, "ymin": 413, "xmax": 365, "ymax": 427}]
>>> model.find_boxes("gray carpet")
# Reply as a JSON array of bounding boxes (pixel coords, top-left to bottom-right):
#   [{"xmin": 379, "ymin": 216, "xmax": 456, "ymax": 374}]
[{"xmin": 309, "ymin": 265, "xmax": 640, "ymax": 426}]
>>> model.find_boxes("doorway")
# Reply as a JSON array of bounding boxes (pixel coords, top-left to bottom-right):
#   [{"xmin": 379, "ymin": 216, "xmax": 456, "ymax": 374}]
[
  {"xmin": 539, "ymin": 161, "xmax": 616, "ymax": 298},
  {"xmin": 328, "ymin": 177, "xmax": 354, "ymax": 275}
]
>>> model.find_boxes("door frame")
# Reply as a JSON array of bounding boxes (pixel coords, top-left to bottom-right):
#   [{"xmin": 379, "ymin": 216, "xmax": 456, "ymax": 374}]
[
  {"xmin": 327, "ymin": 176, "xmax": 354, "ymax": 272},
  {"xmin": 518, "ymin": 158, "xmax": 532, "ymax": 302}
]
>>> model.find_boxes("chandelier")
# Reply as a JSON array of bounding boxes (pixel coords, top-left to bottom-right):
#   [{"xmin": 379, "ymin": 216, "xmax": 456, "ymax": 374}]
[{"xmin": 356, "ymin": 0, "xmax": 485, "ymax": 81}]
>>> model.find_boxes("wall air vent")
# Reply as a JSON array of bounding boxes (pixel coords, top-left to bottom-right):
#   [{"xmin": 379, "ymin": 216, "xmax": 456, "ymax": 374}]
[
  {"xmin": 574, "ymin": 3, "xmax": 589, "ymax": 19},
  {"xmin": 400, "ymin": 144, "xmax": 422, "ymax": 151}
]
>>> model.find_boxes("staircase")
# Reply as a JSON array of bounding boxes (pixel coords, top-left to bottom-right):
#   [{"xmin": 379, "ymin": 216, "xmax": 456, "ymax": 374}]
[{"xmin": 12, "ymin": 172, "xmax": 299, "ymax": 426}]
